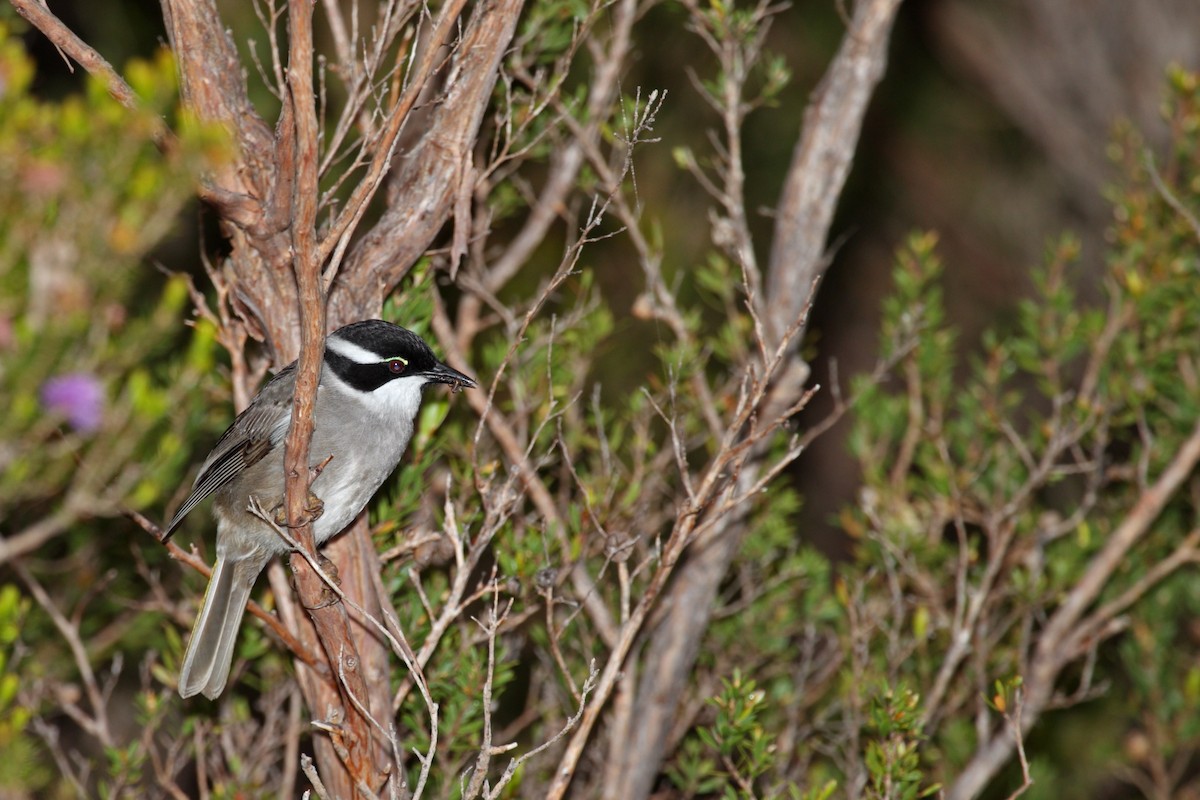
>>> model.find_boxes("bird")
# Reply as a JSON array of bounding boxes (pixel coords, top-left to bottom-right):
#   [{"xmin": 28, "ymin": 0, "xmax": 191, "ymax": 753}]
[{"xmin": 162, "ymin": 320, "xmax": 476, "ymax": 699}]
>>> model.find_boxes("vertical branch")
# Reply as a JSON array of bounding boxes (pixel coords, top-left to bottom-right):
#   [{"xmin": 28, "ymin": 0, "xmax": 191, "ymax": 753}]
[
  {"xmin": 281, "ymin": 0, "xmax": 322, "ymax": 556},
  {"xmin": 280, "ymin": 0, "xmax": 382, "ymax": 795},
  {"xmin": 764, "ymin": 0, "xmax": 903, "ymax": 347}
]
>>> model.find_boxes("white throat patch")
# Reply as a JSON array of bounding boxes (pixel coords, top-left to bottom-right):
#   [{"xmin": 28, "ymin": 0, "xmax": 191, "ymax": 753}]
[{"xmin": 370, "ymin": 374, "xmax": 426, "ymax": 420}]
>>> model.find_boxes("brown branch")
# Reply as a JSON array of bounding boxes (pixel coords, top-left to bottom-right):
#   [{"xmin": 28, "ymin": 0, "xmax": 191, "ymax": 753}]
[
  {"xmin": 281, "ymin": 0, "xmax": 322, "ymax": 549},
  {"xmin": 327, "ymin": 0, "xmax": 524, "ymax": 326},
  {"xmin": 9, "ymin": 0, "xmax": 150, "ymax": 115},
  {"xmin": 276, "ymin": 1, "xmax": 382, "ymax": 796}
]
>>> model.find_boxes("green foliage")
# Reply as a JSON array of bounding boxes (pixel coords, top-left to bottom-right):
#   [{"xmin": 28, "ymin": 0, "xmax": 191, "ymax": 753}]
[
  {"xmin": 0, "ymin": 20, "xmax": 226, "ymax": 520},
  {"xmin": 864, "ymin": 685, "xmax": 938, "ymax": 800},
  {"xmin": 691, "ymin": 0, "xmax": 792, "ymax": 109},
  {"xmin": 821, "ymin": 66, "xmax": 1200, "ymax": 797},
  {"xmin": 395, "ymin": 617, "xmax": 519, "ymax": 787},
  {"xmin": 0, "ymin": 22, "xmax": 225, "ymax": 794},
  {"xmin": 670, "ymin": 670, "xmax": 781, "ymax": 799},
  {"xmin": 0, "ymin": 584, "xmax": 44, "ymax": 791},
  {"xmin": 0, "ymin": 32, "xmax": 220, "ymax": 300},
  {"xmin": 651, "ymin": 65, "xmax": 1200, "ymax": 800},
  {"xmin": 515, "ymin": 0, "xmax": 591, "ymax": 65}
]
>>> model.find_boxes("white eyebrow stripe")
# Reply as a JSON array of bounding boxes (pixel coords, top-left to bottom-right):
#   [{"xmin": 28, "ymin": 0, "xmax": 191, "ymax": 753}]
[{"xmin": 326, "ymin": 336, "xmax": 381, "ymax": 364}]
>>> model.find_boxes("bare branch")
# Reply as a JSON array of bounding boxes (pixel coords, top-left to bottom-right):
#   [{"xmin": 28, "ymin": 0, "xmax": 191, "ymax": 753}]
[
  {"xmin": 765, "ymin": 0, "xmax": 903, "ymax": 346},
  {"xmin": 10, "ymin": 0, "xmax": 157, "ymax": 124},
  {"xmin": 327, "ymin": 0, "xmax": 524, "ymax": 324},
  {"xmin": 948, "ymin": 415, "xmax": 1200, "ymax": 800}
]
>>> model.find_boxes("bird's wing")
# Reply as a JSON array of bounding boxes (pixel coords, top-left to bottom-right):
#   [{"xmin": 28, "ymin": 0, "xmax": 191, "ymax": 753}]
[{"xmin": 163, "ymin": 365, "xmax": 297, "ymax": 540}]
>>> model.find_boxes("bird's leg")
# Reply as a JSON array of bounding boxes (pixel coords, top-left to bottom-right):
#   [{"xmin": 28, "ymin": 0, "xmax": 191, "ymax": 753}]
[{"xmin": 303, "ymin": 490, "xmax": 325, "ymax": 521}]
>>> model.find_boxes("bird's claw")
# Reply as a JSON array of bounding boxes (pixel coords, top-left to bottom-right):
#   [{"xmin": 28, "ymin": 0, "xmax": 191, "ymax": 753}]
[
  {"xmin": 317, "ymin": 554, "xmax": 340, "ymax": 586},
  {"xmin": 271, "ymin": 490, "xmax": 326, "ymax": 527}
]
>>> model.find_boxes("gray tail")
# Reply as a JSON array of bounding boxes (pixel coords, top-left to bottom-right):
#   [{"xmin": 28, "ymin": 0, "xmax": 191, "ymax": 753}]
[{"xmin": 178, "ymin": 555, "xmax": 260, "ymax": 699}]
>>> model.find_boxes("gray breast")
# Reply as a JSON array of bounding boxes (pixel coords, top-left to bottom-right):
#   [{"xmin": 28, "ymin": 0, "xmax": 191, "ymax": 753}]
[{"xmin": 307, "ymin": 385, "xmax": 414, "ymax": 544}]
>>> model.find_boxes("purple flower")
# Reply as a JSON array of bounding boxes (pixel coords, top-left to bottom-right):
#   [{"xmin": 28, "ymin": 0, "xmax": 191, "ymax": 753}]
[{"xmin": 41, "ymin": 373, "xmax": 104, "ymax": 434}]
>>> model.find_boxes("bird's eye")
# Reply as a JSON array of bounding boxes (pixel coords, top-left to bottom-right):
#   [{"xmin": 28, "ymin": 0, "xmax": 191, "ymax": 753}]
[{"xmin": 387, "ymin": 358, "xmax": 407, "ymax": 374}]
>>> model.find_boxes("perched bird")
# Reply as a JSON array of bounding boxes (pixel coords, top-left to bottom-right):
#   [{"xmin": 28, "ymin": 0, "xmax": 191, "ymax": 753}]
[{"xmin": 163, "ymin": 320, "xmax": 475, "ymax": 699}]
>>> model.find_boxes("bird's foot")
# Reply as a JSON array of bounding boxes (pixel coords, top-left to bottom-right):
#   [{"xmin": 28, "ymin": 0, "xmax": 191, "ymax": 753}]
[
  {"xmin": 317, "ymin": 553, "xmax": 341, "ymax": 587},
  {"xmin": 305, "ymin": 491, "xmax": 325, "ymax": 522},
  {"xmin": 296, "ymin": 554, "xmax": 342, "ymax": 610},
  {"xmin": 271, "ymin": 490, "xmax": 326, "ymax": 528}
]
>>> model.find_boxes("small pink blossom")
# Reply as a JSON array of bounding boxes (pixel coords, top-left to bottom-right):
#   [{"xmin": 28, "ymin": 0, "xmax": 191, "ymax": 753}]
[{"xmin": 41, "ymin": 373, "xmax": 104, "ymax": 434}]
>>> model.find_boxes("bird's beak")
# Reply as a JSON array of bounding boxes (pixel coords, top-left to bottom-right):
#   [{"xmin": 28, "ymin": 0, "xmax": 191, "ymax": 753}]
[{"xmin": 427, "ymin": 362, "xmax": 477, "ymax": 393}]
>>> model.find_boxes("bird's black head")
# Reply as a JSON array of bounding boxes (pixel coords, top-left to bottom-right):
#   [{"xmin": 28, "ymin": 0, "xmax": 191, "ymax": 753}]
[{"xmin": 323, "ymin": 320, "xmax": 476, "ymax": 393}]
